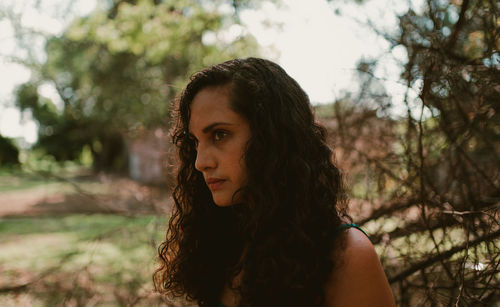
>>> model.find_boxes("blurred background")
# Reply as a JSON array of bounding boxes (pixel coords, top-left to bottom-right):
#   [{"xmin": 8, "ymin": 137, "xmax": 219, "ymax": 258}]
[{"xmin": 0, "ymin": 0, "xmax": 498, "ymax": 306}]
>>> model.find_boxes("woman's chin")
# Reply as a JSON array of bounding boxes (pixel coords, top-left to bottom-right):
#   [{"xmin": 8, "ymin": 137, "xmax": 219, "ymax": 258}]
[
  {"xmin": 214, "ymin": 199, "xmax": 233, "ymax": 207},
  {"xmin": 212, "ymin": 190, "xmax": 243, "ymax": 207},
  {"xmin": 212, "ymin": 194, "xmax": 232, "ymax": 207}
]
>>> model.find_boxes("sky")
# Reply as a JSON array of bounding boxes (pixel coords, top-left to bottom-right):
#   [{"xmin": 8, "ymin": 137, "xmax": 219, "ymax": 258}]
[{"xmin": 0, "ymin": 0, "xmax": 414, "ymax": 146}]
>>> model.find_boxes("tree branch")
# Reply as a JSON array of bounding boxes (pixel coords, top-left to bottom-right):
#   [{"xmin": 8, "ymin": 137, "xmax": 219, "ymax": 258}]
[
  {"xmin": 389, "ymin": 229, "xmax": 500, "ymax": 284},
  {"xmin": 445, "ymin": 0, "xmax": 470, "ymax": 51}
]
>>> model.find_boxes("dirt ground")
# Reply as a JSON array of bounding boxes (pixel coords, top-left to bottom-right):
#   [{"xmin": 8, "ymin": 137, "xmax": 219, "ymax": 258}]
[
  {"xmin": 0, "ymin": 173, "xmax": 173, "ymax": 218},
  {"xmin": 0, "ymin": 172, "xmax": 192, "ymax": 306}
]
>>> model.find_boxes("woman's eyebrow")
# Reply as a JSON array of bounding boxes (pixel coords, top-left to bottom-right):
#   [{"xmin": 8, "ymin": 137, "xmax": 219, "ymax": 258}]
[
  {"xmin": 188, "ymin": 122, "xmax": 235, "ymax": 138},
  {"xmin": 201, "ymin": 122, "xmax": 234, "ymax": 133}
]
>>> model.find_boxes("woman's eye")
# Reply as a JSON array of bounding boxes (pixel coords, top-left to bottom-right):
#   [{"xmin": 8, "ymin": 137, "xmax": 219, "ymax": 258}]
[{"xmin": 213, "ymin": 130, "xmax": 228, "ymax": 142}]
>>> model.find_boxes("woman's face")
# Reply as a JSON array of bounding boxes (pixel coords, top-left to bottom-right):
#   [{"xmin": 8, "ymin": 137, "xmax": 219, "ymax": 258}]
[{"xmin": 189, "ymin": 86, "xmax": 251, "ymax": 207}]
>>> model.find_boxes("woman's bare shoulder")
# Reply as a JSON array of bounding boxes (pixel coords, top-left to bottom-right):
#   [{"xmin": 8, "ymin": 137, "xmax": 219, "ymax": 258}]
[{"xmin": 324, "ymin": 227, "xmax": 396, "ymax": 307}]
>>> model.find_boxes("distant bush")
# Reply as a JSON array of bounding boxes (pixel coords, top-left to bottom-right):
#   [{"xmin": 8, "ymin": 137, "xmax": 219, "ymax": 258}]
[{"xmin": 0, "ymin": 135, "xmax": 20, "ymax": 166}]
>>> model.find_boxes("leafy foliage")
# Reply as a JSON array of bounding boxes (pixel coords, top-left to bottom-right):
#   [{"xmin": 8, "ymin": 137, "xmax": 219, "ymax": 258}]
[
  {"xmin": 14, "ymin": 0, "xmax": 260, "ymax": 171},
  {"xmin": 0, "ymin": 135, "xmax": 20, "ymax": 166}
]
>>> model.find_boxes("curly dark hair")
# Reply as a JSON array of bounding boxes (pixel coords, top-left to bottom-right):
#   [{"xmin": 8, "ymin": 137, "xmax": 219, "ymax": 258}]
[{"xmin": 155, "ymin": 57, "xmax": 348, "ymax": 306}]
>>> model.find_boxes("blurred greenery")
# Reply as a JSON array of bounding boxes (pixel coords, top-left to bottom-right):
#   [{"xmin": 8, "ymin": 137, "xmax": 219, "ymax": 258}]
[
  {"xmin": 0, "ymin": 167, "xmax": 99, "ymax": 193},
  {"xmin": 0, "ymin": 214, "xmax": 168, "ymax": 306},
  {"xmin": 0, "ymin": 170, "xmax": 57, "ymax": 192},
  {"xmin": 0, "ymin": 134, "xmax": 20, "ymax": 166},
  {"xmin": 13, "ymin": 0, "xmax": 261, "ymax": 172},
  {"xmin": 0, "ymin": 149, "xmax": 94, "ymax": 192}
]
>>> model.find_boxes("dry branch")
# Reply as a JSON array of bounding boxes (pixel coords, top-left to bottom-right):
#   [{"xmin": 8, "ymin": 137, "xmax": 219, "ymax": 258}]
[{"xmin": 389, "ymin": 229, "xmax": 500, "ymax": 284}]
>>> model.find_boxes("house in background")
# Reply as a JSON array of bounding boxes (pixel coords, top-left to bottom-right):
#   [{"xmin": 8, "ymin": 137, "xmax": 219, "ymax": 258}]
[{"xmin": 127, "ymin": 128, "xmax": 172, "ymax": 186}]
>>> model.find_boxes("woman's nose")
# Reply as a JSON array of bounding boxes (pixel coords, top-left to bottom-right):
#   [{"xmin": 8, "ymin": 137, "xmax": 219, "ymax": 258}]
[{"xmin": 194, "ymin": 145, "xmax": 217, "ymax": 172}]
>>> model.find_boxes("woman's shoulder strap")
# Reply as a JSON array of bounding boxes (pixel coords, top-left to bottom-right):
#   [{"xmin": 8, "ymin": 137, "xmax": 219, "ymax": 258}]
[{"xmin": 336, "ymin": 223, "xmax": 370, "ymax": 241}]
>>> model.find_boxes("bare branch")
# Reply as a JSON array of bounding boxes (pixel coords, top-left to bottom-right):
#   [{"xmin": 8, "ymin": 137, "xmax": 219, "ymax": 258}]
[{"xmin": 389, "ymin": 229, "xmax": 500, "ymax": 284}]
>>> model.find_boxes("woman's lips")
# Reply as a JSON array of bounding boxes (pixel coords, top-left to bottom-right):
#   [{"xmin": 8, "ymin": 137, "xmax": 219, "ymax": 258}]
[{"xmin": 206, "ymin": 178, "xmax": 225, "ymax": 191}]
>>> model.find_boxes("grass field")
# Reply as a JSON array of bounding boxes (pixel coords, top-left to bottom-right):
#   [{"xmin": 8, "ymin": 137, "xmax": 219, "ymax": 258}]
[
  {"xmin": 0, "ymin": 167, "xmax": 188, "ymax": 306},
  {"xmin": 0, "ymin": 214, "xmax": 170, "ymax": 306}
]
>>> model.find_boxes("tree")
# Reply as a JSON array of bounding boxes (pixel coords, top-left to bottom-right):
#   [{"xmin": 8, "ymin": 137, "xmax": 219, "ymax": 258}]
[
  {"xmin": 11, "ymin": 0, "xmax": 261, "ymax": 171},
  {"xmin": 0, "ymin": 134, "xmax": 20, "ymax": 166},
  {"xmin": 325, "ymin": 0, "xmax": 499, "ymax": 305}
]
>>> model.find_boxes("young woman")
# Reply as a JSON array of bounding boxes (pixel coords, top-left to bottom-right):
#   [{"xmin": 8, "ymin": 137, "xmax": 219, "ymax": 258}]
[{"xmin": 155, "ymin": 58, "xmax": 395, "ymax": 306}]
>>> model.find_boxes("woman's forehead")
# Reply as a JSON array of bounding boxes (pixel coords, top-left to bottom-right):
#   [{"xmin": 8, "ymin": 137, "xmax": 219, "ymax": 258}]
[{"xmin": 188, "ymin": 86, "xmax": 245, "ymax": 133}]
